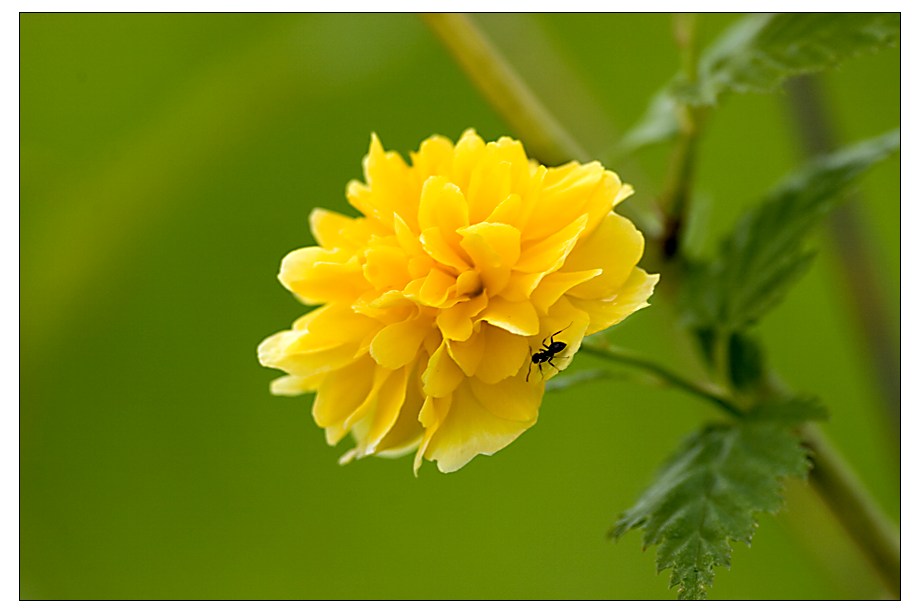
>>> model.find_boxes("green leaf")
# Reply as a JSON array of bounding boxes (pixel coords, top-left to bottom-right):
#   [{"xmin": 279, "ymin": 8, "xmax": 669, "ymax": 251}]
[
  {"xmin": 617, "ymin": 88, "xmax": 681, "ymax": 154},
  {"xmin": 612, "ymin": 421, "xmax": 810, "ymax": 600},
  {"xmin": 682, "ymin": 130, "xmax": 900, "ymax": 332},
  {"xmin": 618, "ymin": 14, "xmax": 899, "ymax": 152},
  {"xmin": 685, "ymin": 13, "xmax": 901, "ymax": 105}
]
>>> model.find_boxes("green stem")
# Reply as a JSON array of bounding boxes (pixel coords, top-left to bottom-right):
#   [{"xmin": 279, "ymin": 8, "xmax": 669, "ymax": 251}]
[
  {"xmin": 785, "ymin": 75, "xmax": 900, "ymax": 450},
  {"xmin": 580, "ymin": 343, "xmax": 743, "ymax": 418},
  {"xmin": 421, "ymin": 13, "xmax": 588, "ymax": 166},
  {"xmin": 659, "ymin": 14, "xmax": 704, "ymax": 260},
  {"xmin": 800, "ymin": 424, "xmax": 901, "ymax": 597}
]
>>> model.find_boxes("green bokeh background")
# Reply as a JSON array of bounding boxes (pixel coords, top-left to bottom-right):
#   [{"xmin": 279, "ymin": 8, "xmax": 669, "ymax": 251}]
[{"xmin": 21, "ymin": 14, "xmax": 899, "ymax": 599}]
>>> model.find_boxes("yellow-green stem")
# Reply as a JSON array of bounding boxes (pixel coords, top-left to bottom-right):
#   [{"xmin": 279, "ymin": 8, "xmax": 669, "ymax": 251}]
[
  {"xmin": 801, "ymin": 425, "xmax": 900, "ymax": 597},
  {"xmin": 421, "ymin": 13, "xmax": 588, "ymax": 166}
]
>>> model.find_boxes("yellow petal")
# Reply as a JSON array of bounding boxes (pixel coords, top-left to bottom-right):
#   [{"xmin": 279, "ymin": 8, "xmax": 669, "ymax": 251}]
[
  {"xmin": 571, "ymin": 268, "xmax": 660, "ymax": 335},
  {"xmin": 613, "ymin": 182, "xmax": 635, "ymax": 208},
  {"xmin": 309, "ymin": 208, "xmax": 373, "ymax": 250},
  {"xmin": 422, "ymin": 339, "xmax": 465, "ymax": 398},
  {"xmin": 342, "ymin": 365, "xmax": 393, "ymax": 431},
  {"xmin": 269, "ymin": 374, "xmax": 322, "ymax": 396},
  {"xmin": 524, "ymin": 162, "xmax": 617, "ymax": 241},
  {"xmin": 474, "ymin": 323, "xmax": 531, "ymax": 384},
  {"xmin": 435, "ymin": 293, "xmax": 488, "ymax": 341},
  {"xmin": 258, "ymin": 306, "xmax": 378, "ymax": 378},
  {"xmin": 356, "ymin": 133, "xmax": 418, "ymax": 230},
  {"xmin": 374, "ymin": 362, "xmax": 426, "ymax": 457},
  {"xmin": 484, "ymin": 193, "xmax": 523, "ymax": 226},
  {"xmin": 479, "ymin": 296, "xmax": 540, "ymax": 337},
  {"xmin": 419, "ymin": 227, "xmax": 471, "ymax": 271},
  {"xmin": 515, "ymin": 213, "xmax": 588, "ymax": 274},
  {"xmin": 417, "ymin": 268, "xmax": 457, "ymax": 307},
  {"xmin": 446, "ymin": 330, "xmax": 486, "ymax": 376},
  {"xmin": 423, "ymin": 380, "xmax": 536, "ymax": 473},
  {"xmin": 448, "ymin": 128, "xmax": 486, "ymax": 194},
  {"xmin": 369, "ymin": 316, "xmax": 432, "ymax": 369},
  {"xmin": 455, "ymin": 269, "xmax": 483, "ymax": 298},
  {"xmin": 469, "ymin": 372, "xmax": 543, "ymax": 422},
  {"xmin": 278, "ymin": 246, "xmax": 366, "ymax": 305},
  {"xmin": 418, "ymin": 176, "xmax": 470, "ymax": 234},
  {"xmin": 467, "ymin": 158, "xmax": 512, "ymax": 223},
  {"xmin": 393, "ymin": 212, "xmax": 426, "ymax": 259},
  {"xmin": 458, "ymin": 222, "xmax": 521, "ymax": 296},
  {"xmin": 414, "ymin": 394, "xmax": 452, "ymax": 474},
  {"xmin": 530, "ymin": 269, "xmax": 602, "ymax": 314},
  {"xmin": 410, "ymin": 134, "xmax": 454, "ymax": 179},
  {"xmin": 562, "ymin": 212, "xmax": 645, "ymax": 300},
  {"xmin": 356, "ymin": 365, "xmax": 411, "ymax": 453},
  {"xmin": 362, "ymin": 244, "xmax": 410, "ymax": 291},
  {"xmin": 312, "ymin": 355, "xmax": 376, "ymax": 432},
  {"xmin": 458, "ymin": 222, "xmax": 521, "ymax": 269}
]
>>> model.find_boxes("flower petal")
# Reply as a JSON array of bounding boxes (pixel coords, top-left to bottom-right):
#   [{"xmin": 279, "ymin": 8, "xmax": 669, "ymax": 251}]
[
  {"xmin": 423, "ymin": 380, "xmax": 536, "ymax": 473},
  {"xmin": 373, "ymin": 362, "xmax": 426, "ymax": 458},
  {"xmin": 309, "ymin": 208, "xmax": 373, "ymax": 250},
  {"xmin": 362, "ymin": 244, "xmax": 410, "ymax": 291},
  {"xmin": 422, "ymin": 339, "xmax": 465, "ymax": 398},
  {"xmin": 269, "ymin": 374, "xmax": 322, "ymax": 396},
  {"xmin": 353, "ymin": 133, "xmax": 418, "ymax": 230},
  {"xmin": 416, "ymin": 268, "xmax": 457, "ymax": 307},
  {"xmin": 479, "ymin": 296, "xmax": 540, "ymax": 337},
  {"xmin": 562, "ymin": 212, "xmax": 645, "ymax": 300},
  {"xmin": 469, "ymin": 371, "xmax": 543, "ymax": 422},
  {"xmin": 418, "ymin": 176, "xmax": 470, "ymax": 235},
  {"xmin": 279, "ymin": 246, "xmax": 367, "ymax": 305},
  {"xmin": 370, "ymin": 316, "xmax": 432, "ymax": 369},
  {"xmin": 571, "ymin": 268, "xmax": 660, "ymax": 335},
  {"xmin": 446, "ymin": 330, "xmax": 486, "ymax": 377},
  {"xmin": 530, "ymin": 269, "xmax": 602, "ymax": 314},
  {"xmin": 474, "ymin": 323, "xmax": 531, "ymax": 384},
  {"xmin": 410, "ymin": 134, "xmax": 454, "ymax": 179},
  {"xmin": 414, "ymin": 394, "xmax": 451, "ymax": 474},
  {"xmin": 515, "ymin": 213, "xmax": 588, "ymax": 274},
  {"xmin": 353, "ymin": 364, "xmax": 412, "ymax": 453},
  {"xmin": 524, "ymin": 162, "xmax": 621, "ymax": 241},
  {"xmin": 311, "ymin": 355, "xmax": 377, "ymax": 433},
  {"xmin": 435, "ymin": 293, "xmax": 488, "ymax": 341},
  {"xmin": 420, "ymin": 227, "xmax": 471, "ymax": 271}
]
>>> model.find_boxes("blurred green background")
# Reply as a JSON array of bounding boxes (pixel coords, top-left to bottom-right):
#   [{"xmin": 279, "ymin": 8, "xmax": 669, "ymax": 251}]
[{"xmin": 21, "ymin": 14, "xmax": 899, "ymax": 599}]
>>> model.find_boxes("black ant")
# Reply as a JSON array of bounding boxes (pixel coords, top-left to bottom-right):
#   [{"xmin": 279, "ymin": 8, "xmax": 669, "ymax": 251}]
[{"xmin": 526, "ymin": 323, "xmax": 573, "ymax": 382}]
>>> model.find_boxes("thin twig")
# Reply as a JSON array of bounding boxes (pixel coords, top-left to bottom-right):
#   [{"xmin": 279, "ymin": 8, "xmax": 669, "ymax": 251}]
[{"xmin": 580, "ymin": 343, "xmax": 743, "ymax": 418}]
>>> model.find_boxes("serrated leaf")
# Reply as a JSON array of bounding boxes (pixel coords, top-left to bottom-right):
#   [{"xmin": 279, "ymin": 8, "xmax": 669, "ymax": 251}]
[
  {"xmin": 612, "ymin": 421, "xmax": 809, "ymax": 599},
  {"xmin": 619, "ymin": 13, "xmax": 899, "ymax": 152},
  {"xmin": 684, "ymin": 13, "xmax": 900, "ymax": 105},
  {"xmin": 682, "ymin": 130, "xmax": 900, "ymax": 332},
  {"xmin": 745, "ymin": 396, "xmax": 828, "ymax": 424}
]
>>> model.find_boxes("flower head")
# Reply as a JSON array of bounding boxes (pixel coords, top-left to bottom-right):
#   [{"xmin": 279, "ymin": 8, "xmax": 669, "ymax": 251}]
[{"xmin": 258, "ymin": 130, "xmax": 658, "ymax": 473}]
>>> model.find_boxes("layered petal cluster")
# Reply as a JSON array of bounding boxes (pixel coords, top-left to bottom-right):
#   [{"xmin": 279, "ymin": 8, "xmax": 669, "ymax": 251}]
[{"xmin": 258, "ymin": 130, "xmax": 658, "ymax": 473}]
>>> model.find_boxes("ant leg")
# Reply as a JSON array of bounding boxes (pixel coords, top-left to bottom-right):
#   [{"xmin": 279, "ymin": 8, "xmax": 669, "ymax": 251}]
[
  {"xmin": 547, "ymin": 358, "xmax": 561, "ymax": 374},
  {"xmin": 526, "ymin": 346, "xmax": 534, "ymax": 382}
]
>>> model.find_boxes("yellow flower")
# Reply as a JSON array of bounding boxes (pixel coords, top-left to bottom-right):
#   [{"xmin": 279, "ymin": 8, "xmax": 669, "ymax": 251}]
[{"xmin": 258, "ymin": 130, "xmax": 658, "ymax": 473}]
